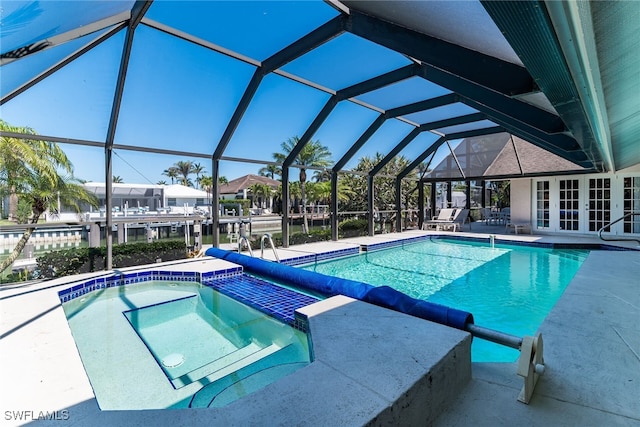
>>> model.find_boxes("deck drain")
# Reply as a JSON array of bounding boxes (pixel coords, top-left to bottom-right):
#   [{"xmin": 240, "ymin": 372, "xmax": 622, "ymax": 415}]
[{"xmin": 162, "ymin": 353, "xmax": 184, "ymax": 368}]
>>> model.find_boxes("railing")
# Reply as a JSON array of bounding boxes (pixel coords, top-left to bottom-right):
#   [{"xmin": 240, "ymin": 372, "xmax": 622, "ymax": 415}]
[
  {"xmin": 260, "ymin": 233, "xmax": 280, "ymax": 263},
  {"xmin": 597, "ymin": 212, "xmax": 640, "ymax": 245},
  {"xmin": 237, "ymin": 236, "xmax": 253, "ymax": 257}
]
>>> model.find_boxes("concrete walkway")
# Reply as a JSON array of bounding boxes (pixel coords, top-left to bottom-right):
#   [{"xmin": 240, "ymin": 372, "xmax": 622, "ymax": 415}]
[{"xmin": 434, "ymin": 249, "xmax": 640, "ymax": 426}]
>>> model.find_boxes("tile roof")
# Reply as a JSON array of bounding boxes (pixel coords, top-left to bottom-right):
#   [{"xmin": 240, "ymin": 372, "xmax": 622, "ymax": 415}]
[{"xmin": 219, "ymin": 174, "xmax": 281, "ymax": 195}]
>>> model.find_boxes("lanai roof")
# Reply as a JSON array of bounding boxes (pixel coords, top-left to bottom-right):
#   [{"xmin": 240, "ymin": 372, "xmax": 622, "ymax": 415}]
[{"xmin": 2, "ymin": 0, "xmax": 639, "ymax": 179}]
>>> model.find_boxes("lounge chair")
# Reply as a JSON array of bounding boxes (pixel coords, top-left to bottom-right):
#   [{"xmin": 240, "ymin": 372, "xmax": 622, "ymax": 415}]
[
  {"xmin": 424, "ymin": 209, "xmax": 470, "ymax": 232},
  {"xmin": 442, "ymin": 208, "xmax": 470, "ymax": 232},
  {"xmin": 422, "ymin": 208, "xmax": 456, "ymax": 230}
]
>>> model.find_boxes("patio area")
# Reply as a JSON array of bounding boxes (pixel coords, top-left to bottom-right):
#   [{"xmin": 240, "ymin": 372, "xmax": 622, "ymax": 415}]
[{"xmin": 1, "ymin": 229, "xmax": 638, "ymax": 425}]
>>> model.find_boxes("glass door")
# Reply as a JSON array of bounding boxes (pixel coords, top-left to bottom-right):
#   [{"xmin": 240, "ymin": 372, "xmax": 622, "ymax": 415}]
[
  {"xmin": 535, "ymin": 181, "xmax": 550, "ymax": 229},
  {"xmin": 559, "ymin": 179, "xmax": 580, "ymax": 231},
  {"xmin": 588, "ymin": 178, "xmax": 611, "ymax": 232},
  {"xmin": 623, "ymin": 177, "xmax": 640, "ymax": 234}
]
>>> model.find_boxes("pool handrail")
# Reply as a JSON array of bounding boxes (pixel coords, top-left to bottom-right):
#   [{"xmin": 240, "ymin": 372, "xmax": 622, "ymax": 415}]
[
  {"xmin": 260, "ymin": 233, "xmax": 280, "ymax": 262},
  {"xmin": 237, "ymin": 235, "xmax": 253, "ymax": 257},
  {"xmin": 598, "ymin": 211, "xmax": 640, "ymax": 245}
]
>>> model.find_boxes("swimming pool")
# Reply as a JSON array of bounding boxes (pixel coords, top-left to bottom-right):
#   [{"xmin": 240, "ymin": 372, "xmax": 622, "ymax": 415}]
[
  {"xmin": 301, "ymin": 238, "xmax": 589, "ymax": 362},
  {"xmin": 61, "ymin": 278, "xmax": 311, "ymax": 409}
]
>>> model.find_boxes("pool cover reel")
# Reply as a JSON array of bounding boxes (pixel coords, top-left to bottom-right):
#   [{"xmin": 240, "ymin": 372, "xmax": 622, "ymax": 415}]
[{"xmin": 205, "ymin": 248, "xmax": 473, "ymax": 330}]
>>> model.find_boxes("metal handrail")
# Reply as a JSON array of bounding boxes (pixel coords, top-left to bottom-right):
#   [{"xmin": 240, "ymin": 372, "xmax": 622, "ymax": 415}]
[
  {"xmin": 260, "ymin": 233, "xmax": 280, "ymax": 263},
  {"xmin": 597, "ymin": 212, "xmax": 640, "ymax": 245},
  {"xmin": 237, "ymin": 236, "xmax": 253, "ymax": 257}
]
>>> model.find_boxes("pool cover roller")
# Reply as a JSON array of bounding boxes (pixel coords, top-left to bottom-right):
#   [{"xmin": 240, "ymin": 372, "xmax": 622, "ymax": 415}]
[{"xmin": 205, "ymin": 248, "xmax": 474, "ymax": 330}]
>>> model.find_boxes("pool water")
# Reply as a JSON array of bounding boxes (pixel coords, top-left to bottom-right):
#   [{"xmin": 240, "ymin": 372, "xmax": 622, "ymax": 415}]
[
  {"xmin": 62, "ymin": 280, "xmax": 311, "ymax": 409},
  {"xmin": 302, "ymin": 238, "xmax": 589, "ymax": 362}
]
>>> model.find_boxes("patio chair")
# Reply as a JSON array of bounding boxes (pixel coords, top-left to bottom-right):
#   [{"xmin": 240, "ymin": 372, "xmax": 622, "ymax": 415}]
[
  {"xmin": 443, "ymin": 208, "xmax": 470, "ymax": 232},
  {"xmin": 422, "ymin": 208, "xmax": 456, "ymax": 230},
  {"xmin": 480, "ymin": 207, "xmax": 493, "ymax": 224}
]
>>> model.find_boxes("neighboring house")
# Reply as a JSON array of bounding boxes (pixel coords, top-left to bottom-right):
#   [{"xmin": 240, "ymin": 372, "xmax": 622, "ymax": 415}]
[
  {"xmin": 219, "ymin": 174, "xmax": 280, "ymax": 212},
  {"xmin": 47, "ymin": 183, "xmax": 210, "ymax": 221},
  {"xmin": 162, "ymin": 184, "xmax": 210, "ymax": 215}
]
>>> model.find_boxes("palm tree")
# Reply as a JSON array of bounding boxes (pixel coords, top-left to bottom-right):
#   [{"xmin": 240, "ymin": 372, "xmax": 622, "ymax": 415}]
[
  {"xmin": 218, "ymin": 176, "xmax": 228, "ymax": 185},
  {"xmin": 112, "ymin": 175, "xmax": 123, "ymax": 183},
  {"xmin": 0, "ymin": 164, "xmax": 99, "ymax": 274},
  {"xmin": 173, "ymin": 160, "xmax": 195, "ymax": 187},
  {"xmin": 1, "ymin": 120, "xmax": 71, "ymax": 222},
  {"xmin": 248, "ymin": 183, "xmax": 273, "ymax": 209},
  {"xmin": 273, "ymin": 137, "xmax": 332, "ymax": 233},
  {"xmin": 313, "ymin": 169, "xmax": 331, "ymax": 183},
  {"xmin": 199, "ymin": 176, "xmax": 213, "ymax": 215},
  {"xmin": 192, "ymin": 163, "xmax": 206, "ymax": 188},
  {"xmin": 308, "ymin": 180, "xmax": 354, "ymax": 205},
  {"xmin": 258, "ymin": 164, "xmax": 281, "ymax": 180},
  {"xmin": 156, "ymin": 180, "xmax": 168, "ymax": 185},
  {"xmin": 162, "ymin": 167, "xmax": 178, "ymax": 185}
]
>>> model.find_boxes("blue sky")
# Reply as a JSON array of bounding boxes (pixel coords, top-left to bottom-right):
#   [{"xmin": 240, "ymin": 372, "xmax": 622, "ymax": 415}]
[{"xmin": 1, "ymin": 1, "xmax": 466, "ymax": 185}]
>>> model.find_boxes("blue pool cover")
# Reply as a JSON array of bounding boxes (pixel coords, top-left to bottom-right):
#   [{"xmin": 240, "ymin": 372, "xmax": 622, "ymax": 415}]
[{"xmin": 205, "ymin": 248, "xmax": 474, "ymax": 330}]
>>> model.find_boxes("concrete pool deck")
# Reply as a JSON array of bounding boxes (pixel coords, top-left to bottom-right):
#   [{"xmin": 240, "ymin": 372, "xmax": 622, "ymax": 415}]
[{"xmin": 1, "ymin": 230, "xmax": 639, "ymax": 425}]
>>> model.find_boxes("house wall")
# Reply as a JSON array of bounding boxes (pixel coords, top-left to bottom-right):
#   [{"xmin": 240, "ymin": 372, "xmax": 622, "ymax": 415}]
[
  {"xmin": 510, "ymin": 179, "xmax": 531, "ymax": 224},
  {"xmin": 512, "ymin": 167, "xmax": 640, "ymax": 236}
]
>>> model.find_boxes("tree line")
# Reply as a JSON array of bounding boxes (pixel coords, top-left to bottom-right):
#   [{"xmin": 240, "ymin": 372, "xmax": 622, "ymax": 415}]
[{"xmin": 1, "ymin": 118, "xmax": 424, "ymax": 274}]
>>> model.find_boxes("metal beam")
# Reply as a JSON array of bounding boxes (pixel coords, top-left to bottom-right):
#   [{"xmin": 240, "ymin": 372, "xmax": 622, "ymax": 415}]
[
  {"xmin": 420, "ymin": 112, "xmax": 486, "ymax": 131},
  {"xmin": 447, "ymin": 140, "xmax": 466, "ymax": 180},
  {"xmin": 212, "ymin": 70, "xmax": 263, "ymax": 160},
  {"xmin": 343, "ymin": 11, "xmax": 594, "ymax": 167},
  {"xmin": 283, "ymin": 96, "xmax": 339, "ymax": 167},
  {"xmin": 481, "ymin": 0, "xmax": 604, "ymax": 170},
  {"xmin": 331, "ymin": 171, "xmax": 339, "ymax": 241},
  {"xmin": 1, "ymin": 24, "xmax": 126, "ymax": 105},
  {"xmin": 336, "ymin": 64, "xmax": 418, "ymax": 100},
  {"xmin": 211, "ymin": 159, "xmax": 221, "ymax": 247},
  {"xmin": 415, "ymin": 65, "xmax": 566, "ymax": 135},
  {"xmin": 367, "ymin": 175, "xmax": 375, "ymax": 236},
  {"xmin": 459, "ymin": 96, "xmax": 592, "ymax": 167},
  {"xmin": 281, "ymin": 168, "xmax": 290, "ymax": 248},
  {"xmin": 103, "ymin": 2, "xmax": 152, "ymax": 270},
  {"xmin": 395, "ymin": 178, "xmax": 402, "ymax": 232},
  {"xmin": 397, "ymin": 136, "xmax": 447, "ymax": 180},
  {"xmin": 212, "ymin": 16, "xmax": 345, "ymax": 162},
  {"xmin": 333, "ymin": 114, "xmax": 386, "ymax": 172},
  {"xmin": 386, "ymin": 93, "xmax": 458, "ymax": 118},
  {"xmin": 369, "ymin": 128, "xmax": 422, "ymax": 177},
  {"xmin": 1, "ymin": 10, "xmax": 131, "ymax": 65},
  {"xmin": 445, "ymin": 126, "xmax": 505, "ymax": 141},
  {"xmin": 346, "ymin": 11, "xmax": 537, "ymax": 97},
  {"xmin": 263, "ymin": 15, "xmax": 346, "ymax": 72}
]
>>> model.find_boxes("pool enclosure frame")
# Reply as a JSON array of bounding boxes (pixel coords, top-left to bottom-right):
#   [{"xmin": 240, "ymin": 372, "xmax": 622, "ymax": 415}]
[{"xmin": 2, "ymin": 1, "xmax": 637, "ymax": 269}]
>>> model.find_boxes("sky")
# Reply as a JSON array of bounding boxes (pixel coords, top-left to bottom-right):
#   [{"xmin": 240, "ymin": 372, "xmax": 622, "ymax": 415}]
[{"xmin": 1, "ymin": 0, "xmax": 469, "ymax": 185}]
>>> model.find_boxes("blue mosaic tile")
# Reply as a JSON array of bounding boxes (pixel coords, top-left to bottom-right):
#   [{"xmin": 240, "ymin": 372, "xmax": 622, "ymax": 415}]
[{"xmin": 204, "ymin": 274, "xmax": 318, "ymax": 328}]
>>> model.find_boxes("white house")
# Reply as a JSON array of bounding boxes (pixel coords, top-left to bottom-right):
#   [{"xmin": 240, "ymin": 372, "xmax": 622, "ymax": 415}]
[{"xmin": 47, "ymin": 183, "xmax": 211, "ymax": 221}]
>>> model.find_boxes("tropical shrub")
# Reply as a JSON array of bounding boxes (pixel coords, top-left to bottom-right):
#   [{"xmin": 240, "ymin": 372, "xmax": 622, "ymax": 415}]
[
  {"xmin": 338, "ymin": 218, "xmax": 368, "ymax": 237},
  {"xmin": 37, "ymin": 240, "xmax": 187, "ymax": 279}
]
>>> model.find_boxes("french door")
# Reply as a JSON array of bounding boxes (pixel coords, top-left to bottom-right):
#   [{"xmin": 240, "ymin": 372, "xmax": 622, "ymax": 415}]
[{"xmin": 587, "ymin": 178, "xmax": 611, "ymax": 232}]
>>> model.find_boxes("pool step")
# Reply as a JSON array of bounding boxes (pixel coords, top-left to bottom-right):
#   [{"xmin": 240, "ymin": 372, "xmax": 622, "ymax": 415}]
[
  {"xmin": 172, "ymin": 342, "xmax": 281, "ymax": 388},
  {"xmin": 191, "ymin": 361, "xmax": 308, "ymax": 408}
]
